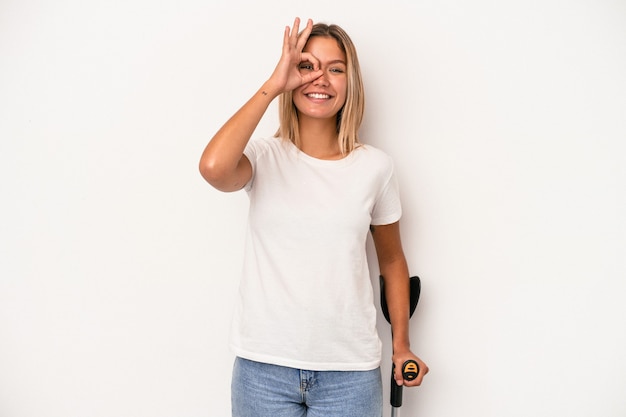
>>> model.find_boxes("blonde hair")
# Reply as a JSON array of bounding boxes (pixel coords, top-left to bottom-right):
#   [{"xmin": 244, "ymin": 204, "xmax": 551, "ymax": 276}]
[{"xmin": 275, "ymin": 23, "xmax": 365, "ymax": 155}]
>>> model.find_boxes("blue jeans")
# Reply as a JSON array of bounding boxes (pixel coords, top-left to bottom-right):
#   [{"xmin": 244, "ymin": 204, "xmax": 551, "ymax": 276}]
[{"xmin": 231, "ymin": 357, "xmax": 383, "ymax": 417}]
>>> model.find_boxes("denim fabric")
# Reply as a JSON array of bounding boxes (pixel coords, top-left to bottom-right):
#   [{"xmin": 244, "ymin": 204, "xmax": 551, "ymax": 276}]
[{"xmin": 231, "ymin": 357, "xmax": 382, "ymax": 417}]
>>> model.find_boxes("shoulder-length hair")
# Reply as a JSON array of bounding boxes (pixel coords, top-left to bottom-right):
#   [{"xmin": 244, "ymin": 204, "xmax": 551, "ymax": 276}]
[{"xmin": 275, "ymin": 23, "xmax": 365, "ymax": 155}]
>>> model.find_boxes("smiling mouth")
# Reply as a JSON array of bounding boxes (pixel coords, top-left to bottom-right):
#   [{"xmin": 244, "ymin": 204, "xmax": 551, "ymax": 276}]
[{"xmin": 306, "ymin": 93, "xmax": 331, "ymax": 99}]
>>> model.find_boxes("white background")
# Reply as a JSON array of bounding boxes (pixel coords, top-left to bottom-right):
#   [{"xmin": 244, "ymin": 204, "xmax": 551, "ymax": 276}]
[{"xmin": 1, "ymin": 0, "xmax": 625, "ymax": 416}]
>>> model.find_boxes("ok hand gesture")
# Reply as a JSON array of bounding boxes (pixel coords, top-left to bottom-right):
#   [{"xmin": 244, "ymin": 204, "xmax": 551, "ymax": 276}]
[{"xmin": 266, "ymin": 18, "xmax": 323, "ymax": 96}]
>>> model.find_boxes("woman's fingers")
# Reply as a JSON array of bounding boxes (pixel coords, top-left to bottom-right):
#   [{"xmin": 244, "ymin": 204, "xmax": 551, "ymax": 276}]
[
  {"xmin": 270, "ymin": 18, "xmax": 320, "ymax": 93},
  {"xmin": 285, "ymin": 17, "xmax": 314, "ymax": 55},
  {"xmin": 298, "ymin": 52, "xmax": 322, "ymax": 83},
  {"xmin": 392, "ymin": 352, "xmax": 429, "ymax": 387},
  {"xmin": 296, "ymin": 18, "xmax": 313, "ymax": 51},
  {"xmin": 300, "ymin": 52, "xmax": 320, "ymax": 70},
  {"xmin": 288, "ymin": 17, "xmax": 301, "ymax": 46}
]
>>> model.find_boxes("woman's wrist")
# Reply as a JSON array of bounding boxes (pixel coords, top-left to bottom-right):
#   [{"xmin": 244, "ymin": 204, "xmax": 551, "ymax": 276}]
[
  {"xmin": 259, "ymin": 80, "xmax": 283, "ymax": 99},
  {"xmin": 392, "ymin": 336, "xmax": 411, "ymax": 354}
]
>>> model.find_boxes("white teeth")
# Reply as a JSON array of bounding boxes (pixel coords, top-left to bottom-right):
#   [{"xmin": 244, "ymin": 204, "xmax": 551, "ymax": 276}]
[{"xmin": 307, "ymin": 93, "xmax": 330, "ymax": 99}]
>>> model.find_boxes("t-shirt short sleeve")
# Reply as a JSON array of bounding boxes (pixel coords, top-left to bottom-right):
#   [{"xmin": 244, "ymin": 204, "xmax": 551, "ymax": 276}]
[
  {"xmin": 242, "ymin": 138, "xmax": 267, "ymax": 192},
  {"xmin": 370, "ymin": 159, "xmax": 402, "ymax": 225}
]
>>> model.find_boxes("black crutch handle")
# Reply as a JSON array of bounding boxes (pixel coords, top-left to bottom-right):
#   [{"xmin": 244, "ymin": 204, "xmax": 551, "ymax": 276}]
[
  {"xmin": 390, "ymin": 360, "xmax": 419, "ymax": 407},
  {"xmin": 380, "ymin": 275, "xmax": 421, "ymax": 411}
]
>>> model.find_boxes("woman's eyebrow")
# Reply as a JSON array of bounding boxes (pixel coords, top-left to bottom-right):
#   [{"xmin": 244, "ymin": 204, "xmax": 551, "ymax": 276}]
[
  {"xmin": 311, "ymin": 59, "xmax": 346, "ymax": 66},
  {"xmin": 301, "ymin": 58, "xmax": 345, "ymax": 64}
]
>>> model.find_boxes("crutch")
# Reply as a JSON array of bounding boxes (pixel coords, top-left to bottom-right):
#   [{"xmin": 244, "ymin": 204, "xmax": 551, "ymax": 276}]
[{"xmin": 379, "ymin": 275, "xmax": 421, "ymax": 417}]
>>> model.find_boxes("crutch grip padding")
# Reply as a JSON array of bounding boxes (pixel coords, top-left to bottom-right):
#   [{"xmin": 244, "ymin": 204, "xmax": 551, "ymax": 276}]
[
  {"xmin": 390, "ymin": 360, "xmax": 420, "ymax": 407},
  {"xmin": 390, "ymin": 364, "xmax": 404, "ymax": 407}
]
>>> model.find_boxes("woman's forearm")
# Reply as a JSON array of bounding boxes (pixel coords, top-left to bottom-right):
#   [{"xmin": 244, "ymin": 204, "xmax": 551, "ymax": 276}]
[{"xmin": 199, "ymin": 82, "xmax": 279, "ymax": 191}]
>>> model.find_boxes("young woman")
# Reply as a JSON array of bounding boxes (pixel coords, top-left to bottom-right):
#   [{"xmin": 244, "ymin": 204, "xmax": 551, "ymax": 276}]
[{"xmin": 200, "ymin": 17, "xmax": 428, "ymax": 417}]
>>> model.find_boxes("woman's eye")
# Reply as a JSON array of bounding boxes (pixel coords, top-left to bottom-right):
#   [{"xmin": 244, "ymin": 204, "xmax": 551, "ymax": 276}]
[
  {"xmin": 330, "ymin": 68, "xmax": 345, "ymax": 73},
  {"xmin": 299, "ymin": 63, "xmax": 314, "ymax": 70}
]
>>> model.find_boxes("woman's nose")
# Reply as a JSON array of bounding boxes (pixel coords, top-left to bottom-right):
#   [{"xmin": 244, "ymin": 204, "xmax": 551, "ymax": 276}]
[{"xmin": 313, "ymin": 71, "xmax": 329, "ymax": 86}]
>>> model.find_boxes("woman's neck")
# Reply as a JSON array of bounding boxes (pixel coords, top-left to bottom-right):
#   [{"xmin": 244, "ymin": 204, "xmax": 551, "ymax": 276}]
[{"xmin": 297, "ymin": 115, "xmax": 342, "ymax": 160}]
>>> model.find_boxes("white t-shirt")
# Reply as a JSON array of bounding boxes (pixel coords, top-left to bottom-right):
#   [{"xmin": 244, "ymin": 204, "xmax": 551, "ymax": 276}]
[{"xmin": 229, "ymin": 136, "xmax": 402, "ymax": 371}]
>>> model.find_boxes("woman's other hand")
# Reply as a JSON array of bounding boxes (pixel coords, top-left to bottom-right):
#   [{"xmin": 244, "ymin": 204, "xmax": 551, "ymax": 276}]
[{"xmin": 392, "ymin": 349, "xmax": 429, "ymax": 387}]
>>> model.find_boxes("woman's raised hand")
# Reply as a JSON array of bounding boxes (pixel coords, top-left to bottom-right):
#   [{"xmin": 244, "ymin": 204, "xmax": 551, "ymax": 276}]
[
  {"xmin": 266, "ymin": 18, "xmax": 323, "ymax": 96},
  {"xmin": 200, "ymin": 18, "xmax": 322, "ymax": 192}
]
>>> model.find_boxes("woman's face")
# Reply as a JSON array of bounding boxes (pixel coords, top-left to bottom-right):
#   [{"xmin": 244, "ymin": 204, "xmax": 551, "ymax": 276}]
[{"xmin": 293, "ymin": 36, "xmax": 348, "ymax": 122}]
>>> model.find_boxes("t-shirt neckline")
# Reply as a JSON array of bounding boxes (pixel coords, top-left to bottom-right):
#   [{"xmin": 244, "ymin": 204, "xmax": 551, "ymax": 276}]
[{"xmin": 282, "ymin": 138, "xmax": 361, "ymax": 168}]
